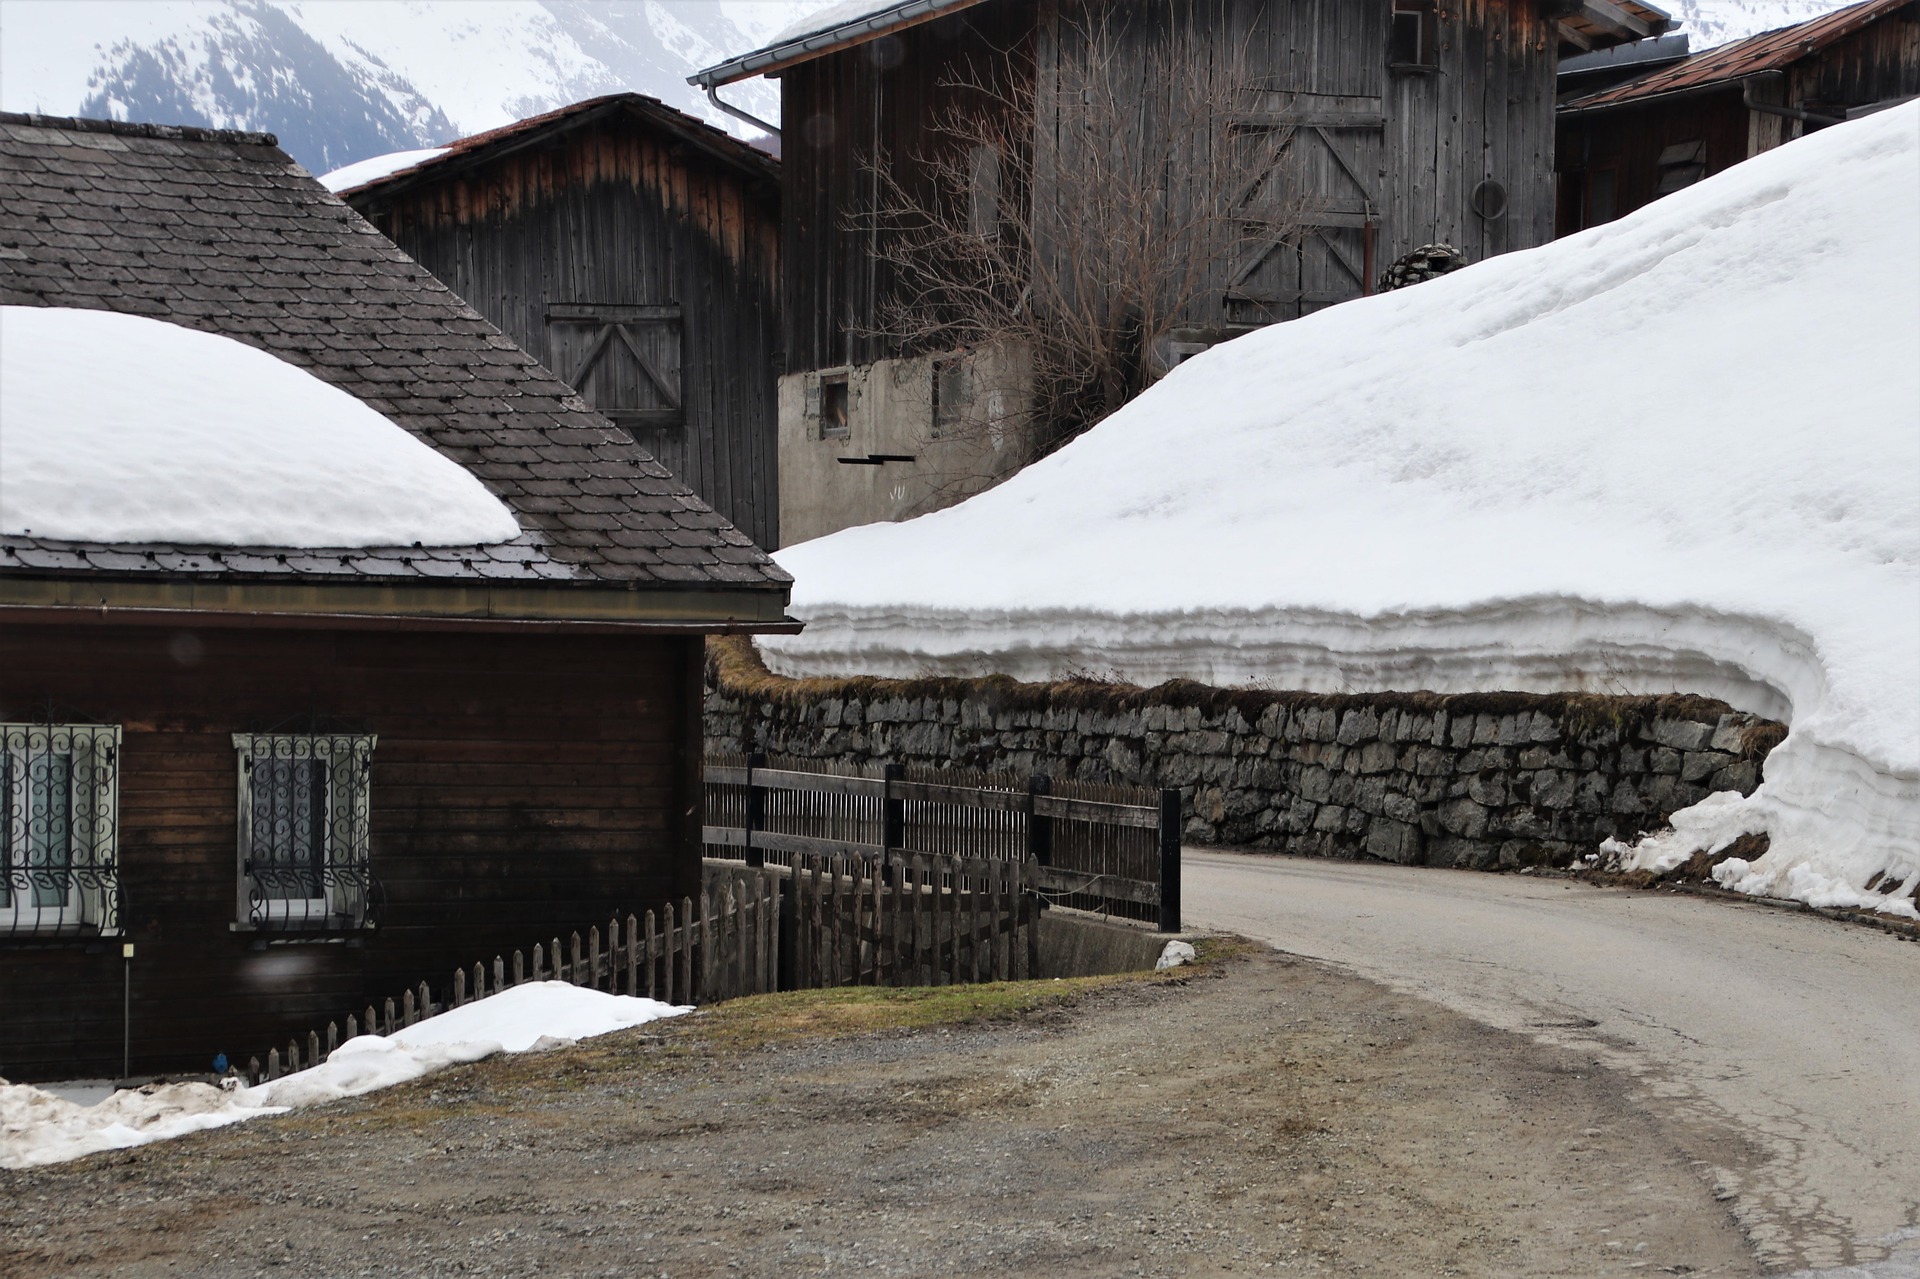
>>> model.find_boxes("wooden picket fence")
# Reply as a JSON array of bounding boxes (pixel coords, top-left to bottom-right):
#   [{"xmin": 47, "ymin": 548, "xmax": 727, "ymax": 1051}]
[
  {"xmin": 783, "ymin": 852, "xmax": 1039, "ymax": 987},
  {"xmin": 241, "ymin": 870, "xmax": 781, "ymax": 1085}
]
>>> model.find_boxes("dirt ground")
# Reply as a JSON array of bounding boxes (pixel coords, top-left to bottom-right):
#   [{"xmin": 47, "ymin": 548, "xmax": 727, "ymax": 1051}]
[{"xmin": 1, "ymin": 946, "xmax": 1761, "ymax": 1278}]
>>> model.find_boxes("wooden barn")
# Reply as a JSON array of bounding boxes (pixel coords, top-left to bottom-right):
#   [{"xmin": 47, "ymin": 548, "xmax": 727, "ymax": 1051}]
[
  {"xmin": 692, "ymin": 0, "xmax": 1670, "ymax": 545},
  {"xmin": 0, "ymin": 112, "xmax": 792, "ymax": 1083},
  {"xmin": 337, "ymin": 94, "xmax": 783, "ymax": 551},
  {"xmin": 1557, "ymin": 0, "xmax": 1920, "ymax": 235}
]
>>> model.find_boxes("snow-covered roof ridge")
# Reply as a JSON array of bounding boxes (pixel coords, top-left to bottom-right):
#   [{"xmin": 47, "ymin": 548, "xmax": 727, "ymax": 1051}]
[
  {"xmin": 762, "ymin": 103, "xmax": 1920, "ymax": 919},
  {"xmin": 322, "ymin": 92, "xmax": 777, "ymax": 200},
  {"xmin": 0, "ymin": 111, "xmax": 788, "ymax": 596}
]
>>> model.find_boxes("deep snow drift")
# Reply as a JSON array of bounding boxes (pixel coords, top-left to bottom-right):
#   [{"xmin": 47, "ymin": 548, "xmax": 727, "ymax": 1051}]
[
  {"xmin": 0, "ymin": 984, "xmax": 688, "ymax": 1169},
  {"xmin": 0, "ymin": 306, "xmax": 521, "ymax": 547},
  {"xmin": 764, "ymin": 105, "xmax": 1920, "ymax": 918}
]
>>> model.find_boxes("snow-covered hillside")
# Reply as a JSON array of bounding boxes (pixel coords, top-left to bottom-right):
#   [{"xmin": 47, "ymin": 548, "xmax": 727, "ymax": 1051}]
[
  {"xmin": 764, "ymin": 104, "xmax": 1920, "ymax": 919},
  {"xmin": 1663, "ymin": 0, "xmax": 1846, "ymax": 47},
  {"xmin": 0, "ymin": 1, "xmax": 834, "ymax": 173}
]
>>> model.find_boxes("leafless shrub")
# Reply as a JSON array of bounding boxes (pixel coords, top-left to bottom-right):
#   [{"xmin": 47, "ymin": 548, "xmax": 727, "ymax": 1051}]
[{"xmin": 854, "ymin": 10, "xmax": 1305, "ymax": 480}]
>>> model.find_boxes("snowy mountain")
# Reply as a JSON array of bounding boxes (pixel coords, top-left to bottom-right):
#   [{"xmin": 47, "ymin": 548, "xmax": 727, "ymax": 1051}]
[
  {"xmin": 0, "ymin": 1, "xmax": 832, "ymax": 174},
  {"xmin": 1661, "ymin": 0, "xmax": 1848, "ymax": 46},
  {"xmin": 1, "ymin": 2, "xmax": 1848, "ymax": 174}
]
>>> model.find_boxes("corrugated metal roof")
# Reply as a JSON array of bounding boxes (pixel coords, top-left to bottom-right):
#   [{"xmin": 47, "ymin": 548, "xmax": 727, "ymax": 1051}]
[{"xmin": 1564, "ymin": 0, "xmax": 1912, "ymax": 110}]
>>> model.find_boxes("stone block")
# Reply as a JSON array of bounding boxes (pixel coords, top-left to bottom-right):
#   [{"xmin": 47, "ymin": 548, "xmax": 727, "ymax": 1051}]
[
  {"xmin": 1650, "ymin": 747, "xmax": 1682, "ymax": 775},
  {"xmin": 1297, "ymin": 767, "xmax": 1333, "ymax": 803},
  {"xmin": 1646, "ymin": 718, "xmax": 1715, "ymax": 752},
  {"xmin": 1711, "ymin": 760, "xmax": 1760, "ymax": 794},
  {"xmin": 1413, "ymin": 745, "xmax": 1454, "ymax": 776},
  {"xmin": 1465, "ymin": 771, "xmax": 1507, "ymax": 807},
  {"xmin": 1367, "ymin": 818, "xmax": 1422, "ymax": 864},
  {"xmin": 1337, "ymin": 707, "xmax": 1380, "ymax": 745},
  {"xmin": 1682, "ymin": 750, "xmax": 1732, "ymax": 783},
  {"xmin": 1313, "ymin": 804, "xmax": 1348, "ymax": 832},
  {"xmin": 1357, "ymin": 741, "xmax": 1399, "ymax": 774},
  {"xmin": 1383, "ymin": 791, "xmax": 1422, "ymax": 825},
  {"xmin": 1709, "ymin": 715, "xmax": 1752, "ymax": 754},
  {"xmin": 1437, "ymin": 797, "xmax": 1489, "ymax": 839},
  {"xmin": 1531, "ymin": 771, "xmax": 1577, "ymax": 808}
]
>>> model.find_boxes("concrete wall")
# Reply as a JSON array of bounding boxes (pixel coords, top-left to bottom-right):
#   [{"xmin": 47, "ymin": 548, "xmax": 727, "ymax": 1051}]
[
  {"xmin": 778, "ymin": 342, "xmax": 1031, "ymax": 546},
  {"xmin": 706, "ymin": 639, "xmax": 1785, "ymax": 871}
]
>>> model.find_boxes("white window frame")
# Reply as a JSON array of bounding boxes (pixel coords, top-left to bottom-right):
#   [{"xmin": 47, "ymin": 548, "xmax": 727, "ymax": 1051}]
[
  {"xmin": 1, "ymin": 723, "xmax": 121, "ymax": 935},
  {"xmin": 232, "ymin": 733, "xmax": 376, "ymax": 931}
]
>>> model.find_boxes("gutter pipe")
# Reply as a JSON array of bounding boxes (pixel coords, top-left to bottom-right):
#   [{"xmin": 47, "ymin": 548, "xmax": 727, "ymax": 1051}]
[
  {"xmin": 704, "ymin": 86, "xmax": 781, "ymax": 139},
  {"xmin": 689, "ymin": 0, "xmax": 981, "ymax": 91},
  {"xmin": 1741, "ymin": 71, "xmax": 1843, "ymax": 126}
]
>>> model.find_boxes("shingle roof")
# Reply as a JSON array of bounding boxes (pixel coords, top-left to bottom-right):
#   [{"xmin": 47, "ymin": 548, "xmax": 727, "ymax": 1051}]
[
  {"xmin": 0, "ymin": 112, "xmax": 790, "ymax": 600},
  {"xmin": 335, "ymin": 92, "xmax": 777, "ymax": 202},
  {"xmin": 1562, "ymin": 0, "xmax": 1910, "ymax": 110}
]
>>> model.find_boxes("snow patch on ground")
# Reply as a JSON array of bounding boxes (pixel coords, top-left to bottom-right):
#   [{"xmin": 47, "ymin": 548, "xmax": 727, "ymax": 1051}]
[
  {"xmin": 0, "ymin": 306, "xmax": 522, "ymax": 548},
  {"xmin": 0, "ymin": 984, "xmax": 688, "ymax": 1169},
  {"xmin": 320, "ymin": 146, "xmax": 448, "ymax": 192},
  {"xmin": 763, "ymin": 105, "xmax": 1920, "ymax": 919}
]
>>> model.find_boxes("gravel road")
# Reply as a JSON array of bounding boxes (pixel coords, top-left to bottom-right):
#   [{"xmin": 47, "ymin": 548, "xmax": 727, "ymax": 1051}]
[
  {"xmin": 1184, "ymin": 850, "xmax": 1920, "ymax": 1277},
  {"xmin": 3, "ymin": 948, "xmax": 1758, "ymax": 1278}
]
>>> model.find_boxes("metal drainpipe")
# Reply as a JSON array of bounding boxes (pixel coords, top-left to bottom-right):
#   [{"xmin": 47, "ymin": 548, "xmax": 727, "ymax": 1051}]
[
  {"xmin": 705, "ymin": 85, "xmax": 780, "ymax": 140},
  {"xmin": 1741, "ymin": 72, "xmax": 1843, "ymax": 127}
]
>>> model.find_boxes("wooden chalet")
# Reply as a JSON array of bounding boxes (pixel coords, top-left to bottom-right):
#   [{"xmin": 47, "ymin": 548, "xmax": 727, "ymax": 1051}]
[
  {"xmin": 1557, "ymin": 0, "xmax": 1920, "ymax": 235},
  {"xmin": 337, "ymin": 94, "xmax": 783, "ymax": 551},
  {"xmin": 0, "ymin": 113, "xmax": 792, "ymax": 1082},
  {"xmin": 693, "ymin": 0, "xmax": 1670, "ymax": 545}
]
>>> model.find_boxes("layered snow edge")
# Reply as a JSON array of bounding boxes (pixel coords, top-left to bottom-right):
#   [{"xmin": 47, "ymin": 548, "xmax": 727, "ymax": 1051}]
[{"xmin": 762, "ymin": 104, "xmax": 1920, "ymax": 920}]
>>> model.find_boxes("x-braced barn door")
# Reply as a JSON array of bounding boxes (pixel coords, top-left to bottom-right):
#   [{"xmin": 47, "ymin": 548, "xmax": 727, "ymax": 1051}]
[
  {"xmin": 546, "ymin": 303, "xmax": 688, "ymax": 478},
  {"xmin": 1225, "ymin": 108, "xmax": 1386, "ymax": 324}
]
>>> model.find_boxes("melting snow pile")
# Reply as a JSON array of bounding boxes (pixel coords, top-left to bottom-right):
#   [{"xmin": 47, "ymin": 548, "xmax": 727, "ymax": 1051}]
[
  {"xmin": 0, "ymin": 306, "xmax": 521, "ymax": 547},
  {"xmin": 320, "ymin": 146, "xmax": 450, "ymax": 193},
  {"xmin": 766, "ymin": 105, "xmax": 1920, "ymax": 919},
  {"xmin": 0, "ymin": 983, "xmax": 688, "ymax": 1169}
]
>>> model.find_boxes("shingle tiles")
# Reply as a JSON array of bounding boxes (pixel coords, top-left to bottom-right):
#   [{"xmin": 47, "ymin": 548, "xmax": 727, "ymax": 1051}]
[{"xmin": 0, "ymin": 112, "xmax": 789, "ymax": 596}]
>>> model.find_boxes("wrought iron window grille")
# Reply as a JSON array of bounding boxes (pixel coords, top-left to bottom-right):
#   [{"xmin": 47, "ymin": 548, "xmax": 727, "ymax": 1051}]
[
  {"xmin": 1, "ymin": 722, "xmax": 122, "ymax": 939},
  {"xmin": 232, "ymin": 733, "xmax": 378, "ymax": 933}
]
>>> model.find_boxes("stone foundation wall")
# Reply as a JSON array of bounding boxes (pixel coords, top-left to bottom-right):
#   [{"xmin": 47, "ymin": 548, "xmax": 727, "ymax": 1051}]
[{"xmin": 706, "ymin": 639, "xmax": 1784, "ymax": 870}]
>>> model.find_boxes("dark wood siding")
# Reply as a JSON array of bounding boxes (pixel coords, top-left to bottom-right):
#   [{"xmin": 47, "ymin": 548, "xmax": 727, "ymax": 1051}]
[
  {"xmin": 780, "ymin": 4, "xmax": 1034, "ymax": 372},
  {"xmin": 357, "ymin": 116, "xmax": 783, "ymax": 550},
  {"xmin": 0, "ymin": 623, "xmax": 703, "ymax": 1081},
  {"xmin": 781, "ymin": 0, "xmax": 1562, "ymax": 368}
]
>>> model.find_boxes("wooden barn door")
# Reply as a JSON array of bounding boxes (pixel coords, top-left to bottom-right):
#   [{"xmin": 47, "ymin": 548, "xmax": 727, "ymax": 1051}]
[
  {"xmin": 546, "ymin": 303, "xmax": 689, "ymax": 480},
  {"xmin": 1224, "ymin": 0, "xmax": 1388, "ymax": 325}
]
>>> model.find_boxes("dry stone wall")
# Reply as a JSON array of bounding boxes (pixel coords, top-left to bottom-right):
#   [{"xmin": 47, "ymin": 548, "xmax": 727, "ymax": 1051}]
[{"xmin": 706, "ymin": 639, "xmax": 1784, "ymax": 870}]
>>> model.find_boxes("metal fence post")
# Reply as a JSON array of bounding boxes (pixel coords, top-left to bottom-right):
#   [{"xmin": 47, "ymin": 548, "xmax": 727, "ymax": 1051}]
[
  {"xmin": 1025, "ymin": 774, "xmax": 1052, "ymax": 867},
  {"xmin": 881, "ymin": 762, "xmax": 905, "ymax": 883},
  {"xmin": 1157, "ymin": 788, "xmax": 1182, "ymax": 933},
  {"xmin": 744, "ymin": 751, "xmax": 767, "ymax": 868}
]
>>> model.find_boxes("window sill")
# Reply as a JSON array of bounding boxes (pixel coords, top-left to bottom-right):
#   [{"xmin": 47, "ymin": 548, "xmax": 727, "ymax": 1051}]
[{"xmin": 1389, "ymin": 63, "xmax": 1440, "ymax": 75}]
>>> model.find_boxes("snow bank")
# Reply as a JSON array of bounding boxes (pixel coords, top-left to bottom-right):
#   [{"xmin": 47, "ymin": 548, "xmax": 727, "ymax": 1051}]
[
  {"xmin": 320, "ymin": 146, "xmax": 448, "ymax": 192},
  {"xmin": 0, "ymin": 983, "xmax": 687, "ymax": 1169},
  {"xmin": 764, "ymin": 105, "xmax": 1920, "ymax": 919},
  {"xmin": 0, "ymin": 306, "xmax": 521, "ymax": 547}
]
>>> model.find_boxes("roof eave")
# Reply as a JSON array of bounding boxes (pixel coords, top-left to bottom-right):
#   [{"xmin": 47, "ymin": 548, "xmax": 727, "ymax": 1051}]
[
  {"xmin": 691, "ymin": 0, "xmax": 988, "ymax": 87},
  {"xmin": 338, "ymin": 96, "xmax": 778, "ymax": 203},
  {"xmin": 0, "ymin": 574, "xmax": 796, "ymax": 631}
]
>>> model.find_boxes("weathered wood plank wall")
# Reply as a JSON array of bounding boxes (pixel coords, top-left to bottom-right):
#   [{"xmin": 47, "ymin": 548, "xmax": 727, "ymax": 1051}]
[
  {"xmin": 356, "ymin": 113, "xmax": 783, "ymax": 550},
  {"xmin": 0, "ymin": 624, "xmax": 705, "ymax": 1081},
  {"xmin": 783, "ymin": 0, "xmax": 1561, "ymax": 368}
]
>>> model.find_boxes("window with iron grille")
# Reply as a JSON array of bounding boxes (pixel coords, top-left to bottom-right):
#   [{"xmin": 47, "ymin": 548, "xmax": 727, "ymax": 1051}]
[
  {"xmin": 232, "ymin": 733, "xmax": 376, "ymax": 931},
  {"xmin": 1, "ymin": 723, "xmax": 121, "ymax": 937}
]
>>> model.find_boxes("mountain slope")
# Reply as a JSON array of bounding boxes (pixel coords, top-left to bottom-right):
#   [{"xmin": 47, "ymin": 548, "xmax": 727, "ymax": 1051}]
[
  {"xmin": 1, "ymin": 2, "xmax": 1845, "ymax": 175},
  {"xmin": 0, "ymin": 0, "xmax": 819, "ymax": 172}
]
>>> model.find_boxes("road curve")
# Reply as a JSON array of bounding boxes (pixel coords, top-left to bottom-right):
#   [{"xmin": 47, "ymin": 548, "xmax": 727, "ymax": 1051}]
[{"xmin": 1184, "ymin": 850, "xmax": 1920, "ymax": 1277}]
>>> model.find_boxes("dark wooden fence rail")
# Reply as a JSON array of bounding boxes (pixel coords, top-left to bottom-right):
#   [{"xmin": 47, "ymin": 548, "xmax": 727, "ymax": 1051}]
[{"xmin": 704, "ymin": 754, "xmax": 1182, "ymax": 930}]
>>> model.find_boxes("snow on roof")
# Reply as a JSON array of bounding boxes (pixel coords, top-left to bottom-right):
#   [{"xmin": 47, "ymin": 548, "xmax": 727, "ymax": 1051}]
[
  {"xmin": 0, "ymin": 983, "xmax": 687, "ymax": 1169},
  {"xmin": 319, "ymin": 146, "xmax": 449, "ymax": 193},
  {"xmin": 0, "ymin": 307, "xmax": 521, "ymax": 548},
  {"xmin": 763, "ymin": 103, "xmax": 1920, "ymax": 919}
]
